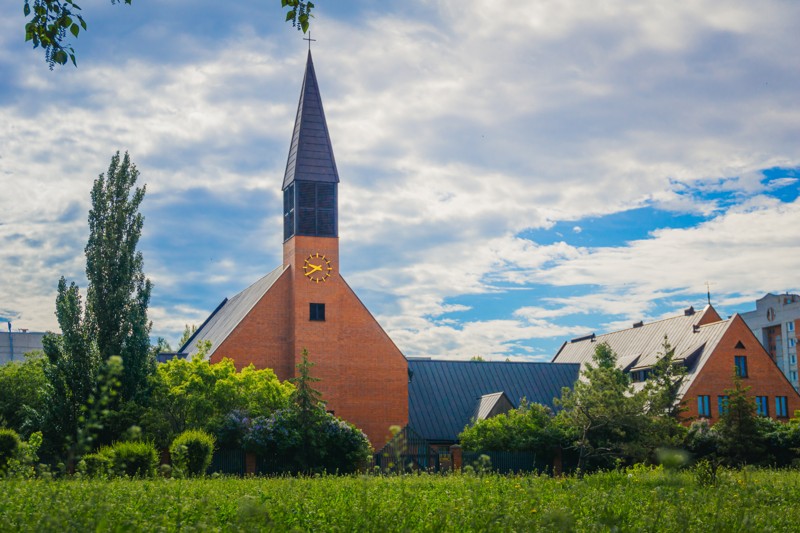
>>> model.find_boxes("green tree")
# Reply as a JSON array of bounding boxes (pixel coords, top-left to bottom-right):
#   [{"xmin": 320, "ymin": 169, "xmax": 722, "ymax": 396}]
[
  {"xmin": 640, "ymin": 336, "xmax": 688, "ymax": 451},
  {"xmin": 177, "ymin": 324, "xmax": 197, "ymax": 349},
  {"xmin": 458, "ymin": 400, "xmax": 566, "ymax": 464},
  {"xmin": 555, "ymin": 342, "xmax": 648, "ymax": 471},
  {"xmin": 85, "ymin": 151, "xmax": 153, "ymax": 403},
  {"xmin": 643, "ymin": 336, "xmax": 687, "ymax": 420},
  {"xmin": 290, "ymin": 348, "xmax": 325, "ymax": 470},
  {"xmin": 244, "ymin": 352, "xmax": 371, "ymax": 474},
  {"xmin": 0, "ymin": 353, "xmax": 49, "ymax": 437},
  {"xmin": 715, "ymin": 372, "xmax": 764, "ymax": 465},
  {"xmin": 41, "ymin": 279, "xmax": 101, "ymax": 456},
  {"xmin": 291, "ymin": 349, "xmax": 323, "ymax": 421},
  {"xmin": 39, "ymin": 151, "xmax": 151, "ymax": 460},
  {"xmin": 141, "ymin": 343, "xmax": 293, "ymax": 448}
]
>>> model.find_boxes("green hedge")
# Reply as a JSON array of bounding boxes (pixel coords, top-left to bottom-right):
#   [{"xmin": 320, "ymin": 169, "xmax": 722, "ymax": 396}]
[
  {"xmin": 0, "ymin": 429, "xmax": 21, "ymax": 469},
  {"xmin": 107, "ymin": 441, "xmax": 159, "ymax": 478},
  {"xmin": 170, "ymin": 430, "xmax": 215, "ymax": 477}
]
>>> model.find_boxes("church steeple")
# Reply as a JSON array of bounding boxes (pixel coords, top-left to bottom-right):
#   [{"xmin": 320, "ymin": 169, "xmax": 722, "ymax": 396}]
[{"xmin": 282, "ymin": 51, "xmax": 339, "ymax": 241}]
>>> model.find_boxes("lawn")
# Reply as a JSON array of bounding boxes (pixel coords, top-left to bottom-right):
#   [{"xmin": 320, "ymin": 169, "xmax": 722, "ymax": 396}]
[{"xmin": 2, "ymin": 467, "xmax": 799, "ymax": 531}]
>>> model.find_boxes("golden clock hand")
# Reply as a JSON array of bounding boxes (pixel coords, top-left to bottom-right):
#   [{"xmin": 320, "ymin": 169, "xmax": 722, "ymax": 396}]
[{"xmin": 305, "ymin": 264, "xmax": 322, "ymax": 275}]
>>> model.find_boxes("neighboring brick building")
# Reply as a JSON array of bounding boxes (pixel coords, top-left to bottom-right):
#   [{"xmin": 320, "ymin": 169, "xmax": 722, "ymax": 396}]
[
  {"xmin": 552, "ymin": 305, "xmax": 800, "ymax": 424},
  {"xmin": 177, "ymin": 51, "xmax": 408, "ymax": 448},
  {"xmin": 741, "ymin": 293, "xmax": 800, "ymax": 390}
]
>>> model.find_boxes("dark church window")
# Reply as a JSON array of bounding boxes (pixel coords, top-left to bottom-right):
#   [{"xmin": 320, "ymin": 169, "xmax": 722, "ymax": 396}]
[{"xmin": 310, "ymin": 303, "xmax": 325, "ymax": 321}]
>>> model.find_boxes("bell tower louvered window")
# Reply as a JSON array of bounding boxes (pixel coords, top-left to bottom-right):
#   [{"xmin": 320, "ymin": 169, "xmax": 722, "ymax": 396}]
[
  {"xmin": 283, "ymin": 183, "xmax": 295, "ymax": 241},
  {"xmin": 284, "ymin": 180, "xmax": 337, "ymax": 240}
]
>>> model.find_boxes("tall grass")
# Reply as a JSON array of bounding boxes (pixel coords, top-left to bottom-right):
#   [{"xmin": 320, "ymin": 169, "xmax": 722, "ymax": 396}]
[{"xmin": 2, "ymin": 467, "xmax": 800, "ymax": 531}]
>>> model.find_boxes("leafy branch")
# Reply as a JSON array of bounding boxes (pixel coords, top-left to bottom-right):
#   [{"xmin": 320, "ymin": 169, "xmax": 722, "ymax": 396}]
[
  {"xmin": 23, "ymin": 0, "xmax": 131, "ymax": 69},
  {"xmin": 281, "ymin": 0, "xmax": 315, "ymax": 33}
]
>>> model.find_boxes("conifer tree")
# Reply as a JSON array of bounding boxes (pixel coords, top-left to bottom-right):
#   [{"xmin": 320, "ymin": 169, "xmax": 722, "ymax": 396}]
[
  {"xmin": 643, "ymin": 336, "xmax": 687, "ymax": 419},
  {"xmin": 290, "ymin": 349, "xmax": 324, "ymax": 470},
  {"xmin": 291, "ymin": 350, "xmax": 324, "ymax": 428},
  {"xmin": 716, "ymin": 372, "xmax": 764, "ymax": 465}
]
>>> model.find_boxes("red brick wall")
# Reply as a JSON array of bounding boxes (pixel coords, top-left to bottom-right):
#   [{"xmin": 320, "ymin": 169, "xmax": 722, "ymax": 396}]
[
  {"xmin": 209, "ymin": 268, "xmax": 294, "ymax": 380},
  {"xmin": 210, "ymin": 234, "xmax": 408, "ymax": 449},
  {"xmin": 683, "ymin": 315, "xmax": 800, "ymax": 424},
  {"xmin": 285, "ymin": 235, "xmax": 408, "ymax": 449},
  {"xmin": 696, "ymin": 305, "xmax": 721, "ymax": 326}
]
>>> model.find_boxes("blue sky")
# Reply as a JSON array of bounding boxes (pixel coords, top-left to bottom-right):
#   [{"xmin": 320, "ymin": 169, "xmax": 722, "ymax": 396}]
[{"xmin": 1, "ymin": 0, "xmax": 798, "ymax": 361}]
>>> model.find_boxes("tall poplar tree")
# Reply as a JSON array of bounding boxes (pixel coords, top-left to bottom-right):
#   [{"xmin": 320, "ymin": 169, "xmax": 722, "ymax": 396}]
[{"xmin": 85, "ymin": 151, "xmax": 153, "ymax": 402}]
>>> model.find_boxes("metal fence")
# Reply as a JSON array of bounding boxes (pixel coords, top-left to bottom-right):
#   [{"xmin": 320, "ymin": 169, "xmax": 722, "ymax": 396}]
[
  {"xmin": 463, "ymin": 450, "xmax": 546, "ymax": 474},
  {"xmin": 374, "ymin": 426, "xmax": 442, "ymax": 472},
  {"xmin": 208, "ymin": 445, "xmax": 547, "ymax": 476},
  {"xmin": 208, "ymin": 448, "xmax": 246, "ymax": 475}
]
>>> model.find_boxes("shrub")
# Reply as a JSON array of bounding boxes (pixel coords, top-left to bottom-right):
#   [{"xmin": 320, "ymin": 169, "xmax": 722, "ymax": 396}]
[
  {"xmin": 80, "ymin": 447, "xmax": 114, "ymax": 477},
  {"xmin": 320, "ymin": 417, "xmax": 372, "ymax": 474},
  {"xmin": 110, "ymin": 440, "xmax": 158, "ymax": 478},
  {"xmin": 0, "ymin": 428, "xmax": 22, "ymax": 470},
  {"xmin": 170, "ymin": 430, "xmax": 216, "ymax": 477},
  {"xmin": 243, "ymin": 409, "xmax": 371, "ymax": 474}
]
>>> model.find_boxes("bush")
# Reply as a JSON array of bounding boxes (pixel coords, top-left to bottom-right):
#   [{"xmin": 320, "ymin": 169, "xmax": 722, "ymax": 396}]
[
  {"xmin": 320, "ymin": 417, "xmax": 372, "ymax": 474},
  {"xmin": 170, "ymin": 430, "xmax": 216, "ymax": 477},
  {"xmin": 0, "ymin": 428, "xmax": 22, "ymax": 470},
  {"xmin": 80, "ymin": 447, "xmax": 114, "ymax": 477},
  {"xmin": 243, "ymin": 409, "xmax": 371, "ymax": 474},
  {"xmin": 110, "ymin": 440, "xmax": 158, "ymax": 478}
]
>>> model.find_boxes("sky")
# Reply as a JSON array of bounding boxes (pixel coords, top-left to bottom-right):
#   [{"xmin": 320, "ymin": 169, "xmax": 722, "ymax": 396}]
[{"xmin": 1, "ymin": 0, "xmax": 798, "ymax": 361}]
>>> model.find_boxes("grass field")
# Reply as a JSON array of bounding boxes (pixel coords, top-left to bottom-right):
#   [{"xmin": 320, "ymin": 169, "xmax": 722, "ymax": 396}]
[{"xmin": 2, "ymin": 467, "xmax": 800, "ymax": 531}]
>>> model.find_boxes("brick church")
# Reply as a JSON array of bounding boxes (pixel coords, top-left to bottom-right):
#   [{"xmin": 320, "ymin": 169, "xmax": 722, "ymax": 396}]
[{"xmin": 176, "ymin": 51, "xmax": 408, "ymax": 448}]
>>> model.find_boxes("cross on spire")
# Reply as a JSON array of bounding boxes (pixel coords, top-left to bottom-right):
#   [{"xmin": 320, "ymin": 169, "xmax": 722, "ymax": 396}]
[
  {"xmin": 303, "ymin": 32, "xmax": 316, "ymax": 51},
  {"xmin": 704, "ymin": 281, "xmax": 715, "ymax": 305}
]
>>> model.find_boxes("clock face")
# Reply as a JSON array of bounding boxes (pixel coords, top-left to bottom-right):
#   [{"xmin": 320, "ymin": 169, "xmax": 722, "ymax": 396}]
[{"xmin": 303, "ymin": 253, "xmax": 333, "ymax": 283}]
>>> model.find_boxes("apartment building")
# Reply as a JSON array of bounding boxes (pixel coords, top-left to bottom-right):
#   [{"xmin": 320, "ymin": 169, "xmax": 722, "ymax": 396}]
[{"xmin": 741, "ymin": 293, "xmax": 800, "ymax": 390}]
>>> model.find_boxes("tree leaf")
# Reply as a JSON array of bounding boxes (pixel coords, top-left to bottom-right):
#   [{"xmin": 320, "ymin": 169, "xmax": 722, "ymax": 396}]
[
  {"xmin": 24, "ymin": 4, "xmax": 31, "ymax": 17},
  {"xmin": 285, "ymin": 10, "xmax": 296, "ymax": 22},
  {"xmin": 53, "ymin": 50, "xmax": 68, "ymax": 65},
  {"xmin": 70, "ymin": 23, "xmax": 80, "ymax": 37}
]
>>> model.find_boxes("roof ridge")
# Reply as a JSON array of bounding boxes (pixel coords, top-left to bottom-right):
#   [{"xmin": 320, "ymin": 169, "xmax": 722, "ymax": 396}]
[{"xmin": 593, "ymin": 313, "xmax": 694, "ymax": 339}]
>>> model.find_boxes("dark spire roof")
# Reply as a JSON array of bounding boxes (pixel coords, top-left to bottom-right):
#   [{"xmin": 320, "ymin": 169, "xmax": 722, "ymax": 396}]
[{"xmin": 282, "ymin": 51, "xmax": 339, "ymax": 189}]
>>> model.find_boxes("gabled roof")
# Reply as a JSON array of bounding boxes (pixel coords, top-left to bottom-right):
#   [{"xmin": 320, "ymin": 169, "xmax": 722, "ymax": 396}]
[
  {"xmin": 407, "ymin": 359, "xmax": 580, "ymax": 443},
  {"xmin": 282, "ymin": 50, "xmax": 339, "ymax": 189},
  {"xmin": 473, "ymin": 391, "xmax": 514, "ymax": 421},
  {"xmin": 552, "ymin": 305, "xmax": 730, "ymax": 396},
  {"xmin": 553, "ymin": 306, "xmax": 723, "ymax": 368},
  {"xmin": 178, "ymin": 265, "xmax": 289, "ymax": 359}
]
